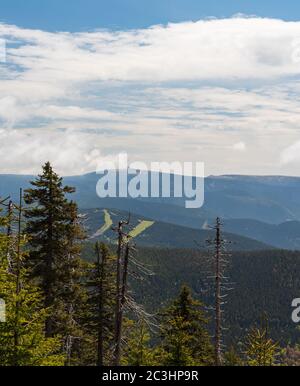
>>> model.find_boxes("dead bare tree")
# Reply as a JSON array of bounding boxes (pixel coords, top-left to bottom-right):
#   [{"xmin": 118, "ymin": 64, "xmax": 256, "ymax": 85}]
[
  {"xmin": 63, "ymin": 205, "xmax": 84, "ymax": 367},
  {"xmin": 95, "ymin": 241, "xmax": 104, "ymax": 367},
  {"xmin": 112, "ymin": 215, "xmax": 130, "ymax": 366},
  {"xmin": 13, "ymin": 189, "xmax": 23, "ymax": 365},
  {"xmin": 94, "ymin": 242, "xmax": 102, "ymax": 366},
  {"xmin": 6, "ymin": 200, "xmax": 13, "ymax": 267},
  {"xmin": 214, "ymin": 217, "xmax": 222, "ymax": 366},
  {"xmin": 0, "ymin": 196, "xmax": 13, "ymax": 270},
  {"xmin": 111, "ymin": 213, "xmax": 157, "ymax": 366},
  {"xmin": 207, "ymin": 217, "xmax": 232, "ymax": 367}
]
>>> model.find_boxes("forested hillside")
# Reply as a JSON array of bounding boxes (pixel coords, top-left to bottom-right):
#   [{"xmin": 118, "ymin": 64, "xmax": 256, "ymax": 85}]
[
  {"xmin": 81, "ymin": 244, "xmax": 300, "ymax": 345},
  {"xmin": 1, "ymin": 163, "xmax": 300, "ymax": 367},
  {"xmin": 132, "ymin": 248, "xmax": 300, "ymax": 345},
  {"xmin": 83, "ymin": 208, "xmax": 271, "ymax": 250}
]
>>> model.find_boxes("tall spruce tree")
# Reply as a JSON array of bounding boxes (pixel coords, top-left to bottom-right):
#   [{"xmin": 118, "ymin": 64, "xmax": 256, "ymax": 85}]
[
  {"xmin": 24, "ymin": 162, "xmax": 86, "ymax": 357},
  {"xmin": 159, "ymin": 285, "xmax": 214, "ymax": 366},
  {"xmin": 85, "ymin": 242, "xmax": 116, "ymax": 366}
]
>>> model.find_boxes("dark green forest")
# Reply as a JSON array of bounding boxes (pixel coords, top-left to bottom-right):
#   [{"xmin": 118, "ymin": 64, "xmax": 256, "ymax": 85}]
[{"xmin": 1, "ymin": 162, "xmax": 300, "ymax": 366}]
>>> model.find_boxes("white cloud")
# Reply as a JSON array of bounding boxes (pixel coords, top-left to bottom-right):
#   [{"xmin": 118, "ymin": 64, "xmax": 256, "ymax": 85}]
[
  {"xmin": 233, "ymin": 142, "xmax": 246, "ymax": 151},
  {"xmin": 1, "ymin": 18, "xmax": 300, "ymax": 175},
  {"xmin": 280, "ymin": 141, "xmax": 300, "ymax": 165},
  {"xmin": 2, "ymin": 17, "xmax": 300, "ymax": 85},
  {"xmin": 0, "ymin": 128, "xmax": 113, "ymax": 175}
]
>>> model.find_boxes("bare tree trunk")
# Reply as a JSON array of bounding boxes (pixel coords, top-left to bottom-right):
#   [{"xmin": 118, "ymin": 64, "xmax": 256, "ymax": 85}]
[
  {"xmin": 113, "ymin": 222, "xmax": 123, "ymax": 366},
  {"xmin": 6, "ymin": 200, "xmax": 13, "ymax": 271},
  {"xmin": 65, "ymin": 334, "xmax": 73, "ymax": 367},
  {"xmin": 113, "ymin": 216, "xmax": 130, "ymax": 366},
  {"xmin": 96, "ymin": 242, "xmax": 104, "ymax": 367},
  {"xmin": 118, "ymin": 242, "xmax": 130, "ymax": 354},
  {"xmin": 214, "ymin": 217, "xmax": 222, "ymax": 367},
  {"xmin": 14, "ymin": 188, "xmax": 22, "ymax": 366}
]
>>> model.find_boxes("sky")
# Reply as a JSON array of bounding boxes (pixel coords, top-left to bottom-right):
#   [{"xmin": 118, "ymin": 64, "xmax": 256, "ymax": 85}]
[
  {"xmin": 1, "ymin": 1, "xmax": 300, "ymax": 176},
  {"xmin": 2, "ymin": 1, "xmax": 300, "ymax": 31}
]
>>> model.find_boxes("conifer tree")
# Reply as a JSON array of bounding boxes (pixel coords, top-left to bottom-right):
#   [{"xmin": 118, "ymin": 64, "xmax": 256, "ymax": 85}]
[
  {"xmin": 159, "ymin": 285, "xmax": 214, "ymax": 366},
  {"xmin": 85, "ymin": 242, "xmax": 116, "ymax": 366},
  {"xmin": 112, "ymin": 218, "xmax": 130, "ymax": 366},
  {"xmin": 0, "ymin": 202, "xmax": 63, "ymax": 366},
  {"xmin": 54, "ymin": 201, "xmax": 86, "ymax": 365},
  {"xmin": 244, "ymin": 322, "xmax": 279, "ymax": 366},
  {"xmin": 24, "ymin": 162, "xmax": 86, "ymax": 353},
  {"xmin": 0, "ymin": 259, "xmax": 64, "ymax": 366},
  {"xmin": 224, "ymin": 346, "xmax": 243, "ymax": 366},
  {"xmin": 122, "ymin": 320, "xmax": 157, "ymax": 366}
]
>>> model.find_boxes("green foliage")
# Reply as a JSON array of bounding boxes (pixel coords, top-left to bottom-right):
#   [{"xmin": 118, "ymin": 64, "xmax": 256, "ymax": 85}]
[
  {"xmin": 0, "ymin": 212, "xmax": 63, "ymax": 366},
  {"xmin": 2, "ymin": 165, "xmax": 300, "ymax": 367},
  {"xmin": 122, "ymin": 320, "xmax": 158, "ymax": 366},
  {"xmin": 0, "ymin": 268, "xmax": 64, "ymax": 366},
  {"xmin": 224, "ymin": 346, "xmax": 244, "ymax": 366},
  {"xmin": 84, "ymin": 242, "xmax": 116, "ymax": 366},
  {"xmin": 114, "ymin": 246, "xmax": 300, "ymax": 346},
  {"xmin": 244, "ymin": 322, "xmax": 279, "ymax": 366},
  {"xmin": 24, "ymin": 162, "xmax": 87, "ymax": 364},
  {"xmin": 158, "ymin": 285, "xmax": 214, "ymax": 366}
]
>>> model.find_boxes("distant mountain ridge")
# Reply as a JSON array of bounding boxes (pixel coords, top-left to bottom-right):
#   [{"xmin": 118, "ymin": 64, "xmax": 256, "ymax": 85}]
[
  {"xmin": 1, "ymin": 172, "xmax": 300, "ymax": 222},
  {"xmin": 2, "ymin": 172, "xmax": 300, "ymax": 250}
]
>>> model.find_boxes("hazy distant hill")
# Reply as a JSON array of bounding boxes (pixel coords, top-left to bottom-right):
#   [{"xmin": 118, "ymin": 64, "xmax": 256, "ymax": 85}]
[
  {"xmin": 2, "ymin": 172, "xmax": 300, "ymax": 221},
  {"xmin": 2, "ymin": 172, "xmax": 300, "ymax": 249},
  {"xmin": 222, "ymin": 218, "xmax": 300, "ymax": 250}
]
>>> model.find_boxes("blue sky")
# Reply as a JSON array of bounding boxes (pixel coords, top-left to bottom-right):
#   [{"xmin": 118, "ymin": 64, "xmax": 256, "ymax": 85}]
[
  {"xmin": 2, "ymin": 3, "xmax": 300, "ymax": 176},
  {"xmin": 1, "ymin": 0, "xmax": 300, "ymax": 31}
]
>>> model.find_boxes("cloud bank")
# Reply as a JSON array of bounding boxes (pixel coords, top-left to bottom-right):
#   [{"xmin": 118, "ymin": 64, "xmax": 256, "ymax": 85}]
[{"xmin": 0, "ymin": 17, "xmax": 300, "ymax": 175}]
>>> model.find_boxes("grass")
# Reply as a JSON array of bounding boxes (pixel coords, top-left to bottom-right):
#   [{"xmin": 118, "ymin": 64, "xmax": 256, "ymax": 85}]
[
  {"xmin": 92, "ymin": 209, "xmax": 113, "ymax": 238},
  {"xmin": 129, "ymin": 220, "xmax": 155, "ymax": 239}
]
